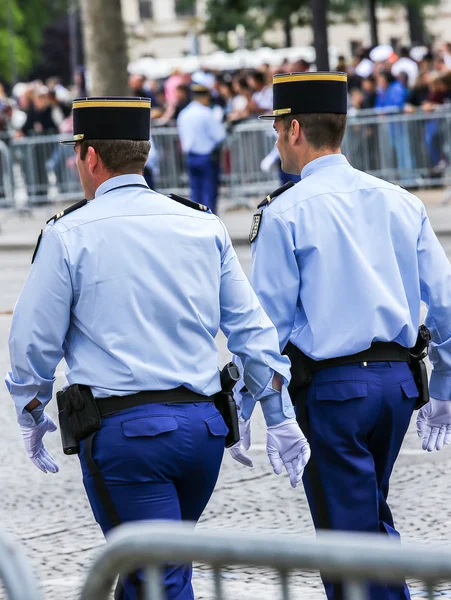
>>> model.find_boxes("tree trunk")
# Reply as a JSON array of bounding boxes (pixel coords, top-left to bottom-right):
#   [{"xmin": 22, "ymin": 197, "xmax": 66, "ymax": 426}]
[
  {"xmin": 367, "ymin": 0, "xmax": 379, "ymax": 47},
  {"xmin": 283, "ymin": 15, "xmax": 292, "ymax": 48},
  {"xmin": 310, "ymin": 0, "xmax": 329, "ymax": 71},
  {"xmin": 406, "ymin": 2, "xmax": 425, "ymax": 46},
  {"xmin": 79, "ymin": 0, "xmax": 128, "ymax": 96}
]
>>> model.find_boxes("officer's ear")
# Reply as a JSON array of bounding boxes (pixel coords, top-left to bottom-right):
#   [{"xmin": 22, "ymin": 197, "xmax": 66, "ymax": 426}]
[
  {"xmin": 86, "ymin": 145, "xmax": 100, "ymax": 175},
  {"xmin": 290, "ymin": 118, "xmax": 303, "ymax": 145}
]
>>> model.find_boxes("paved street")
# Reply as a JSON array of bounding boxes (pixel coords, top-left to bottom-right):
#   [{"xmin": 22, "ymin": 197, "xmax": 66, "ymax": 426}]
[{"xmin": 1, "ymin": 195, "xmax": 451, "ymax": 599}]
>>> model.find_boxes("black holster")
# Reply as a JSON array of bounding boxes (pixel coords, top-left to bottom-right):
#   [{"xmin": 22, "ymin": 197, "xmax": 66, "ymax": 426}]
[
  {"xmin": 215, "ymin": 362, "xmax": 240, "ymax": 448},
  {"xmin": 283, "ymin": 342, "xmax": 312, "ymax": 401},
  {"xmin": 409, "ymin": 325, "xmax": 431, "ymax": 410},
  {"xmin": 56, "ymin": 384, "xmax": 102, "ymax": 455}
]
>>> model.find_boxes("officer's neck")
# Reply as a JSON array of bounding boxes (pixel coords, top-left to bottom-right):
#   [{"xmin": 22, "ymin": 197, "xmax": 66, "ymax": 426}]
[
  {"xmin": 90, "ymin": 171, "xmax": 142, "ymax": 199},
  {"xmin": 298, "ymin": 147, "xmax": 341, "ymax": 174}
]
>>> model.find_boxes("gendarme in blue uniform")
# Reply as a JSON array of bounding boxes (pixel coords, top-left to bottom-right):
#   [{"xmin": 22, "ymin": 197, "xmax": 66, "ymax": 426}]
[
  {"xmin": 6, "ymin": 97, "xmax": 292, "ymax": 600},
  {"xmin": 177, "ymin": 84, "xmax": 226, "ymax": 213},
  {"xmin": 251, "ymin": 72, "xmax": 451, "ymax": 600}
]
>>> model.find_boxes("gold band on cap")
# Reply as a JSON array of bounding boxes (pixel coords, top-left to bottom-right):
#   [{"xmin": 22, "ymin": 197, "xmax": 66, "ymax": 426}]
[
  {"xmin": 273, "ymin": 108, "xmax": 292, "ymax": 116},
  {"xmin": 73, "ymin": 133, "xmax": 84, "ymax": 140},
  {"xmin": 73, "ymin": 100, "xmax": 151, "ymax": 109},
  {"xmin": 273, "ymin": 74, "xmax": 347, "ymax": 85}
]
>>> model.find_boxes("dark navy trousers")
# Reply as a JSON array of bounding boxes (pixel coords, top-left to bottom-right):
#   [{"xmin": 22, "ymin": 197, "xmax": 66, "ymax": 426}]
[
  {"xmin": 79, "ymin": 402, "xmax": 227, "ymax": 599},
  {"xmin": 186, "ymin": 152, "xmax": 219, "ymax": 213},
  {"xmin": 295, "ymin": 361, "xmax": 418, "ymax": 600}
]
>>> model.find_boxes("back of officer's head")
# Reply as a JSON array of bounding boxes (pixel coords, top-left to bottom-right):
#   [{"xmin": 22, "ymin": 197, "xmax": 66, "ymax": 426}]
[
  {"xmin": 280, "ymin": 113, "xmax": 347, "ymax": 151},
  {"xmin": 79, "ymin": 139, "xmax": 150, "ymax": 175}
]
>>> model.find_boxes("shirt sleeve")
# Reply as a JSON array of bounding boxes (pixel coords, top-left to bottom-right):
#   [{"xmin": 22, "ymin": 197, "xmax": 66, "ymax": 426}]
[
  {"xmin": 218, "ymin": 223, "xmax": 293, "ymax": 424},
  {"xmin": 5, "ymin": 226, "xmax": 72, "ymax": 425},
  {"xmin": 250, "ymin": 207, "xmax": 300, "ymax": 352},
  {"xmin": 209, "ymin": 117, "xmax": 226, "ymax": 146},
  {"xmin": 417, "ymin": 208, "xmax": 451, "ymax": 400}
]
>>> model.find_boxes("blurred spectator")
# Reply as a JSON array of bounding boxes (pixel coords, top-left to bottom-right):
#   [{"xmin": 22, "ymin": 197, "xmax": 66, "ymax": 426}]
[
  {"xmin": 19, "ymin": 86, "xmax": 59, "ymax": 203},
  {"xmin": 228, "ymin": 77, "xmax": 252, "ymax": 122},
  {"xmin": 129, "ymin": 74, "xmax": 149, "ymax": 97},
  {"xmin": 247, "ymin": 70, "xmax": 272, "ymax": 114},
  {"xmin": 165, "ymin": 68, "xmax": 185, "ymax": 105},
  {"xmin": 290, "ymin": 58, "xmax": 310, "ymax": 73},
  {"xmin": 362, "ymin": 76, "xmax": 377, "ymax": 108},
  {"xmin": 336, "ymin": 55, "xmax": 347, "ymax": 73},
  {"xmin": 404, "ymin": 71, "xmax": 431, "ymax": 112},
  {"xmin": 391, "ymin": 47, "xmax": 419, "ymax": 87},
  {"xmin": 354, "ymin": 48, "xmax": 374, "ymax": 78},
  {"xmin": 375, "ymin": 71, "xmax": 408, "ymax": 110}
]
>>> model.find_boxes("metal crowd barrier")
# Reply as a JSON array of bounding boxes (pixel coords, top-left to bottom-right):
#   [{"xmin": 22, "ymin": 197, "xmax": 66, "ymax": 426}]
[
  {"xmin": 0, "ymin": 530, "xmax": 42, "ymax": 599},
  {"xmin": 79, "ymin": 521, "xmax": 451, "ymax": 600},
  {"xmin": 0, "ymin": 108, "xmax": 451, "ymax": 210}
]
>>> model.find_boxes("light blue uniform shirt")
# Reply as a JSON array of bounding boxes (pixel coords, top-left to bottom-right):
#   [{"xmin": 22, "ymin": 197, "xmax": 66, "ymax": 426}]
[
  {"xmin": 177, "ymin": 101, "xmax": 226, "ymax": 155},
  {"xmin": 6, "ymin": 174, "xmax": 292, "ymax": 426},
  {"xmin": 250, "ymin": 154, "xmax": 451, "ymax": 401}
]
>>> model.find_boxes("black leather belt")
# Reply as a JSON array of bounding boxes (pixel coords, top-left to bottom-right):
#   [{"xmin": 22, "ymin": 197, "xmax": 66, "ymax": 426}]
[
  {"xmin": 310, "ymin": 342, "xmax": 410, "ymax": 372},
  {"xmin": 96, "ymin": 386, "xmax": 213, "ymax": 417}
]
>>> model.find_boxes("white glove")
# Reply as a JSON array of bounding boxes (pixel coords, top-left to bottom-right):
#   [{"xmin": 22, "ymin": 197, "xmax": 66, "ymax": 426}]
[
  {"xmin": 266, "ymin": 418, "xmax": 311, "ymax": 488},
  {"xmin": 20, "ymin": 414, "xmax": 59, "ymax": 473},
  {"xmin": 228, "ymin": 416, "xmax": 253, "ymax": 468},
  {"xmin": 417, "ymin": 397, "xmax": 451, "ymax": 452},
  {"xmin": 260, "ymin": 154, "xmax": 275, "ymax": 172}
]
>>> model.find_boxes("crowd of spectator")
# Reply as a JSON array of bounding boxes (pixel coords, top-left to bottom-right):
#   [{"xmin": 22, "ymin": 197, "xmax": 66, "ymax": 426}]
[
  {"xmin": 1, "ymin": 42, "xmax": 451, "ymax": 197},
  {"xmin": 1, "ymin": 43, "xmax": 451, "ymax": 138}
]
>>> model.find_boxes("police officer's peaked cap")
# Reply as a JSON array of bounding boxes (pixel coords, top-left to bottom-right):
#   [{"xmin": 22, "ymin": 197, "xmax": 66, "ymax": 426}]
[
  {"xmin": 259, "ymin": 72, "xmax": 348, "ymax": 120},
  {"xmin": 61, "ymin": 97, "xmax": 151, "ymax": 144},
  {"xmin": 190, "ymin": 83, "xmax": 211, "ymax": 94}
]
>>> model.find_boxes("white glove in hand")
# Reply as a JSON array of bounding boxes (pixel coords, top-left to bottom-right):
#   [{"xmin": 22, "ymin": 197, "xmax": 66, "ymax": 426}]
[
  {"xmin": 417, "ymin": 397, "xmax": 451, "ymax": 452},
  {"xmin": 20, "ymin": 414, "xmax": 59, "ymax": 473},
  {"xmin": 267, "ymin": 418, "xmax": 310, "ymax": 488},
  {"xmin": 260, "ymin": 155, "xmax": 275, "ymax": 172},
  {"xmin": 228, "ymin": 416, "xmax": 253, "ymax": 468}
]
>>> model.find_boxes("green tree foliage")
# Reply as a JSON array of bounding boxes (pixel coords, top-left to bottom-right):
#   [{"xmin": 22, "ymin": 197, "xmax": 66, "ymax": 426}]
[
  {"xmin": 0, "ymin": 0, "xmax": 31, "ymax": 82},
  {"xmin": 204, "ymin": 0, "xmax": 440, "ymax": 52},
  {"xmin": 0, "ymin": 0, "xmax": 67, "ymax": 83}
]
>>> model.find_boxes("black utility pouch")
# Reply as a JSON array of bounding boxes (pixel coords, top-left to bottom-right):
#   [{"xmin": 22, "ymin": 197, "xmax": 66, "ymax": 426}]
[
  {"xmin": 409, "ymin": 325, "xmax": 432, "ymax": 411},
  {"xmin": 56, "ymin": 384, "xmax": 102, "ymax": 442}
]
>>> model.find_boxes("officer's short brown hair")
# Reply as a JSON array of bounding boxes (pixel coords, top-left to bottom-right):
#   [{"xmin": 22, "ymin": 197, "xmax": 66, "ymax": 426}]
[
  {"xmin": 79, "ymin": 139, "xmax": 150, "ymax": 174},
  {"xmin": 281, "ymin": 113, "xmax": 347, "ymax": 150}
]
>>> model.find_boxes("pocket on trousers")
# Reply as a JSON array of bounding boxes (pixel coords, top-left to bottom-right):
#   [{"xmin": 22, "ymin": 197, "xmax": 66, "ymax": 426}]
[
  {"xmin": 315, "ymin": 381, "xmax": 368, "ymax": 402},
  {"xmin": 400, "ymin": 378, "xmax": 419, "ymax": 399},
  {"xmin": 205, "ymin": 413, "xmax": 228, "ymax": 437},
  {"xmin": 121, "ymin": 416, "xmax": 178, "ymax": 438}
]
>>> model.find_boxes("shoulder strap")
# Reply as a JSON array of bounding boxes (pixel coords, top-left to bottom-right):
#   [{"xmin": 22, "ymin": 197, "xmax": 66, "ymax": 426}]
[
  {"xmin": 46, "ymin": 199, "xmax": 88, "ymax": 224},
  {"xmin": 167, "ymin": 193, "xmax": 210, "ymax": 212},
  {"xmin": 257, "ymin": 181, "xmax": 295, "ymax": 209}
]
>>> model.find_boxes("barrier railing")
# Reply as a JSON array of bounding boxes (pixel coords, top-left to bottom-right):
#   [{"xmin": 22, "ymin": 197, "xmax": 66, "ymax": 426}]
[
  {"xmin": 78, "ymin": 521, "xmax": 451, "ymax": 600},
  {"xmin": 0, "ymin": 530, "xmax": 42, "ymax": 599},
  {"xmin": 0, "ymin": 108, "xmax": 450, "ymax": 210}
]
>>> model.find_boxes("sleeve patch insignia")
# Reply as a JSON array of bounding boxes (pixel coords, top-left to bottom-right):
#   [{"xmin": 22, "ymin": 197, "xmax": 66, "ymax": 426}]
[{"xmin": 249, "ymin": 210, "xmax": 263, "ymax": 243}]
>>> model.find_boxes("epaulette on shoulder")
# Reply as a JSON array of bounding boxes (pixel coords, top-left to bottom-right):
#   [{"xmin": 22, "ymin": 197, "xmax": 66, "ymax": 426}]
[
  {"xmin": 167, "ymin": 193, "xmax": 210, "ymax": 212},
  {"xmin": 32, "ymin": 198, "xmax": 88, "ymax": 264},
  {"xmin": 257, "ymin": 180, "xmax": 295, "ymax": 209},
  {"xmin": 46, "ymin": 199, "xmax": 88, "ymax": 224}
]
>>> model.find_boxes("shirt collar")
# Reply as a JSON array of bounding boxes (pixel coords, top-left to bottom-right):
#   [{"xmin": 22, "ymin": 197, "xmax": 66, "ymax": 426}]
[
  {"xmin": 95, "ymin": 174, "xmax": 148, "ymax": 198},
  {"xmin": 300, "ymin": 154, "xmax": 350, "ymax": 180}
]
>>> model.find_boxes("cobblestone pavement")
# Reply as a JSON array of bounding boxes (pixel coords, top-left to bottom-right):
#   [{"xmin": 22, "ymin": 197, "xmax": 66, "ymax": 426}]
[{"xmin": 1, "ymin": 242, "xmax": 451, "ymax": 600}]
